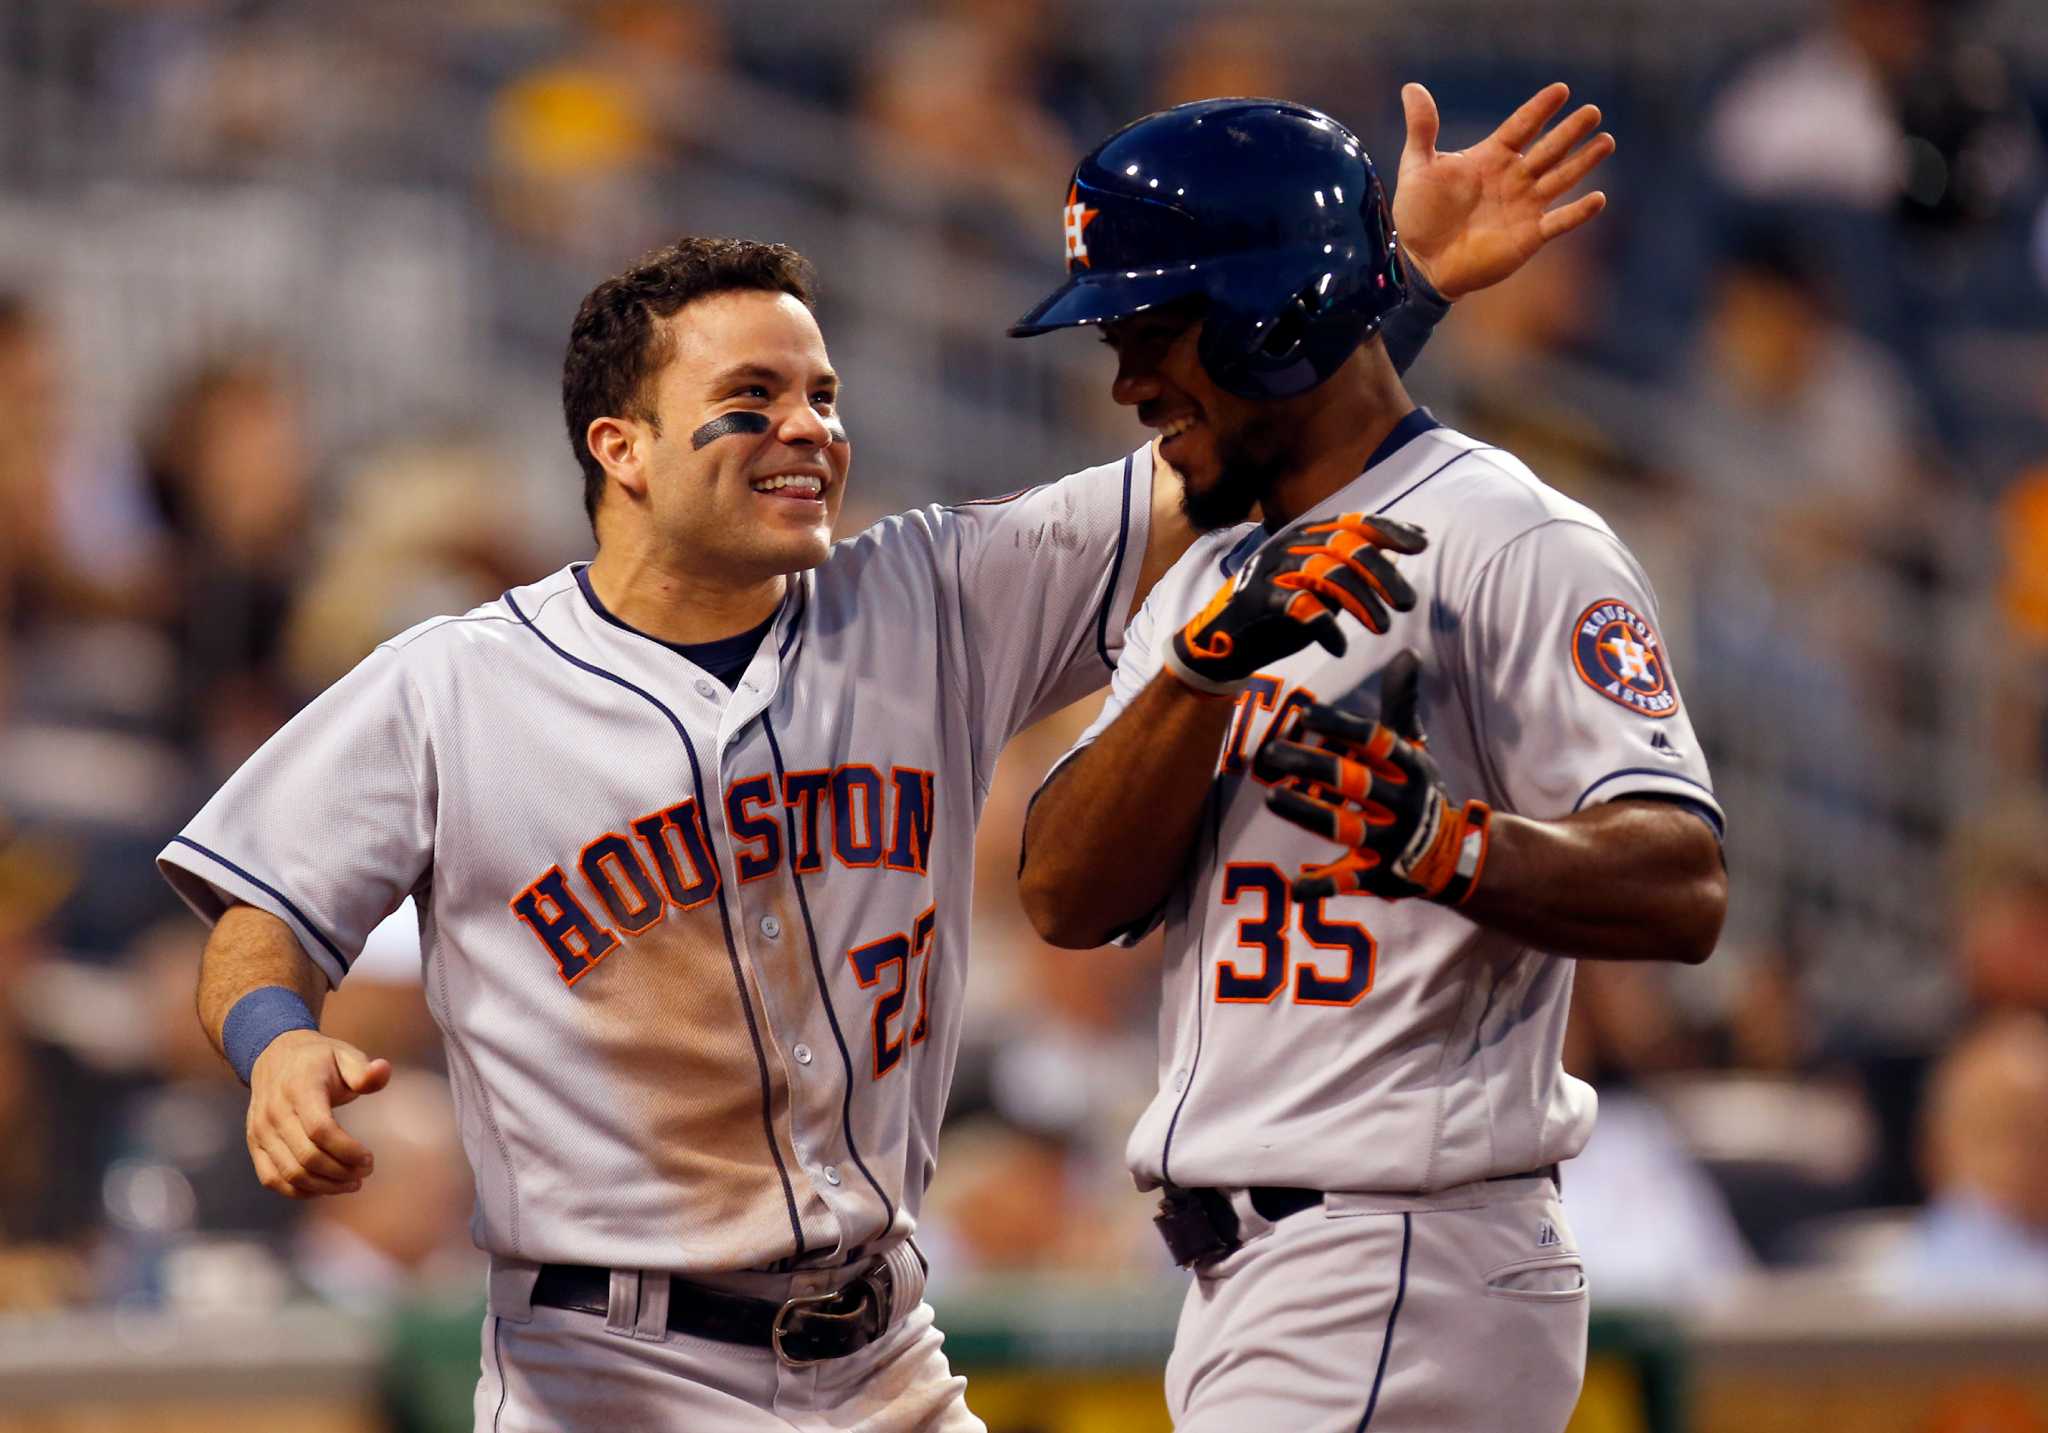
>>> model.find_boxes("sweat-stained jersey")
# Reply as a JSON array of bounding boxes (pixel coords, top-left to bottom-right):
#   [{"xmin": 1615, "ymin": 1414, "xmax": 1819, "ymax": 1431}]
[
  {"xmin": 158, "ymin": 448, "xmax": 1152, "ymax": 1276},
  {"xmin": 1053, "ymin": 412, "xmax": 1722, "ymax": 1196}
]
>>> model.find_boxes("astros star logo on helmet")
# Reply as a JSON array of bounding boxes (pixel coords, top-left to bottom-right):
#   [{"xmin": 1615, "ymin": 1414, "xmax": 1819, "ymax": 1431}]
[
  {"xmin": 1571, "ymin": 598, "xmax": 1677, "ymax": 716},
  {"xmin": 1063, "ymin": 183, "xmax": 1098, "ymax": 270}
]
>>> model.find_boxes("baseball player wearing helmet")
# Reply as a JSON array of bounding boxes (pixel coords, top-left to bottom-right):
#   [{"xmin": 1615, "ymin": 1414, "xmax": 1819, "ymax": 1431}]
[
  {"xmin": 1017, "ymin": 95, "xmax": 1720, "ymax": 1432},
  {"xmin": 155, "ymin": 80, "xmax": 1609, "ymax": 1432}
]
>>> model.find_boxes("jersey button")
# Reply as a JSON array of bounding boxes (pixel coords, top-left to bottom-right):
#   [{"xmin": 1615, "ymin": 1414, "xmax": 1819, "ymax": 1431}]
[
  {"xmin": 694, "ymin": 679, "xmax": 717, "ymax": 699},
  {"xmin": 759, "ymin": 915, "xmax": 782, "ymax": 940},
  {"xmin": 823, "ymin": 1166, "xmax": 842, "ymax": 1187},
  {"xmin": 794, "ymin": 1043, "xmax": 813, "ymax": 1065},
  {"xmin": 1173, "ymin": 1069, "xmax": 1188, "ymax": 1092}
]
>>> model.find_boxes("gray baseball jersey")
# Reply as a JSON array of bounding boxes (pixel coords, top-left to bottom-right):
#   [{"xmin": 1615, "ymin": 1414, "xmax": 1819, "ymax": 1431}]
[
  {"xmin": 1055, "ymin": 412, "xmax": 1722, "ymax": 1195},
  {"xmin": 158, "ymin": 448, "xmax": 1152, "ymax": 1276}
]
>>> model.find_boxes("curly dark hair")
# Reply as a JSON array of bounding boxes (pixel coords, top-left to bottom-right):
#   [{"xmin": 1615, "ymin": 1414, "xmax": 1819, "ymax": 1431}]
[{"xmin": 562, "ymin": 237, "xmax": 817, "ymax": 530}]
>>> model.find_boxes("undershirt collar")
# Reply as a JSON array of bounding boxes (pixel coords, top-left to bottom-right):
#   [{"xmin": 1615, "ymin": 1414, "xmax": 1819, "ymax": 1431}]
[{"xmin": 573, "ymin": 564, "xmax": 777, "ymax": 690}]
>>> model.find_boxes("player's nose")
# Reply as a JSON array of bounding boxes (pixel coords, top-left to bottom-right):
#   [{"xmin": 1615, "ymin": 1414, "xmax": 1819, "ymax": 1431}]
[
  {"xmin": 1110, "ymin": 351, "xmax": 1163, "ymax": 408},
  {"xmin": 778, "ymin": 401, "xmax": 832, "ymax": 447}
]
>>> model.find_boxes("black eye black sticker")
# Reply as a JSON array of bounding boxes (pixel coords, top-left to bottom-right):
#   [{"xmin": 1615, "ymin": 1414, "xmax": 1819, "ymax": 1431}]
[{"xmin": 690, "ymin": 411, "xmax": 773, "ymax": 450}]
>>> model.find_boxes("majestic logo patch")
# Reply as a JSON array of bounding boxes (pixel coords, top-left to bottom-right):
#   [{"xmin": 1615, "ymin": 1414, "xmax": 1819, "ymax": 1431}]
[
  {"xmin": 1571, "ymin": 598, "xmax": 1677, "ymax": 717},
  {"xmin": 1063, "ymin": 183, "xmax": 1098, "ymax": 270},
  {"xmin": 1536, "ymin": 1220, "xmax": 1561, "ymax": 1248}
]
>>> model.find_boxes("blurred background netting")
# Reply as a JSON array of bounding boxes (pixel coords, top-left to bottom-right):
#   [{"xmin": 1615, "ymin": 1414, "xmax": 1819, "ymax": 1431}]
[{"xmin": 3, "ymin": 1, "xmax": 2048, "ymax": 1429}]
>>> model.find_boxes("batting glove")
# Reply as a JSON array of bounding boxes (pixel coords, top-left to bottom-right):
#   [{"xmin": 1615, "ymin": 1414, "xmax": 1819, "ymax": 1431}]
[
  {"xmin": 1164, "ymin": 514, "xmax": 1427, "ymax": 696},
  {"xmin": 1253, "ymin": 649, "xmax": 1491, "ymax": 905}
]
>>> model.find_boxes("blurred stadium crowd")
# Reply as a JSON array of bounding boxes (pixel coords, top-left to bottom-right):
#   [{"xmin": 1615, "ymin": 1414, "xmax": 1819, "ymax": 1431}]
[{"xmin": 4, "ymin": 0, "xmax": 2048, "ymax": 1340}]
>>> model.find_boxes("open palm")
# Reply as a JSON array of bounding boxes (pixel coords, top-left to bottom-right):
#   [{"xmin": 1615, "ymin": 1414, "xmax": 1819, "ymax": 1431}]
[{"xmin": 1392, "ymin": 82, "xmax": 1614, "ymax": 300}]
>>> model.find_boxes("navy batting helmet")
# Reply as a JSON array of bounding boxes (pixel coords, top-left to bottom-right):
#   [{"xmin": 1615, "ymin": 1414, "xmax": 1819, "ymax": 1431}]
[{"xmin": 1009, "ymin": 98, "xmax": 1407, "ymax": 401}]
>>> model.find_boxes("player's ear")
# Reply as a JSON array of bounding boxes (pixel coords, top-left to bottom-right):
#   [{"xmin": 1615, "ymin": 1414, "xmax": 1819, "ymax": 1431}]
[{"xmin": 587, "ymin": 415, "xmax": 650, "ymax": 500}]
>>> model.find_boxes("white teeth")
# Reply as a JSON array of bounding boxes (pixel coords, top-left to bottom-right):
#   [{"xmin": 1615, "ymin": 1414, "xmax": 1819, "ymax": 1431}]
[
  {"xmin": 1160, "ymin": 416, "xmax": 1198, "ymax": 439},
  {"xmin": 752, "ymin": 474, "xmax": 824, "ymax": 496}
]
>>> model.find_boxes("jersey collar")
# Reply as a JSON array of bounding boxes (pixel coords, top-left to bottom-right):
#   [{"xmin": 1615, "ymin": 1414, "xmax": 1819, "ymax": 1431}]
[
  {"xmin": 572, "ymin": 562, "xmax": 787, "ymax": 663},
  {"xmin": 1362, "ymin": 406, "xmax": 1443, "ymax": 474},
  {"xmin": 1260, "ymin": 406, "xmax": 1441, "ymax": 536},
  {"xmin": 1223, "ymin": 407, "xmax": 1443, "ymax": 574}
]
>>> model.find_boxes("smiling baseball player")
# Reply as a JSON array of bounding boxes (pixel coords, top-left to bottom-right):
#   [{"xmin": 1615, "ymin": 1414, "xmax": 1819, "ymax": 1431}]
[
  {"xmin": 1016, "ymin": 98, "xmax": 1721, "ymax": 1431},
  {"xmin": 154, "ymin": 79, "xmax": 1611, "ymax": 1432}
]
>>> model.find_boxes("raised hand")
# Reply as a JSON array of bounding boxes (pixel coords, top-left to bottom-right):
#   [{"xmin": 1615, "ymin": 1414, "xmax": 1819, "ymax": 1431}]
[{"xmin": 1392, "ymin": 81, "xmax": 1615, "ymax": 300}]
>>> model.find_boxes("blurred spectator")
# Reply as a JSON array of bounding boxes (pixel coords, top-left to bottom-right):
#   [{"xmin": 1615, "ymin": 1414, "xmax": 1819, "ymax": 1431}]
[
  {"xmin": 1426, "ymin": 238, "xmax": 1657, "ymax": 513},
  {"xmin": 98, "ymin": 3, "xmax": 449, "ymax": 181},
  {"xmin": 0, "ymin": 291, "xmax": 186, "ymax": 837},
  {"xmin": 857, "ymin": 3, "xmax": 1076, "ymax": 250},
  {"xmin": 103, "ymin": 917, "xmax": 294, "ymax": 1250},
  {"xmin": 0, "ymin": 291, "xmax": 161, "ymax": 656},
  {"xmin": 1706, "ymin": 0, "xmax": 2038, "ymax": 232},
  {"xmin": 1559, "ymin": 965, "xmax": 1755, "ymax": 1304},
  {"xmin": 1152, "ymin": 12, "xmax": 1294, "ymax": 111},
  {"xmin": 285, "ymin": 437, "xmax": 535, "ymax": 691},
  {"xmin": 289, "ymin": 1072, "xmax": 480, "ymax": 1314},
  {"xmin": 1996, "ymin": 464, "xmax": 2048, "ymax": 775},
  {"xmin": 1950, "ymin": 798, "xmax": 2048, "ymax": 1016},
  {"xmin": 1672, "ymin": 230, "xmax": 1954, "ymax": 1076},
  {"xmin": 0, "ymin": 816, "xmax": 125, "ymax": 1309},
  {"xmin": 485, "ymin": 1, "xmax": 727, "ymax": 262},
  {"xmin": 1706, "ymin": 0, "xmax": 1934, "ymax": 210},
  {"xmin": 1678, "ymin": 229, "xmax": 1930, "ymax": 542},
  {"xmin": 142, "ymin": 351, "xmax": 312, "ymax": 770},
  {"xmin": 1878, "ymin": 1010, "xmax": 2048, "ymax": 1303},
  {"xmin": 919, "ymin": 1112, "xmax": 1159, "ymax": 1294}
]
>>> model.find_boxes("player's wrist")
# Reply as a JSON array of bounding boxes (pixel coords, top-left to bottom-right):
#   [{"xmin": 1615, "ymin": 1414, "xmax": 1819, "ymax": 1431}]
[
  {"xmin": 1420, "ymin": 799, "xmax": 1492, "ymax": 906},
  {"xmin": 1163, "ymin": 638, "xmax": 1253, "ymax": 698},
  {"xmin": 223, "ymin": 985, "xmax": 319, "ymax": 1086}
]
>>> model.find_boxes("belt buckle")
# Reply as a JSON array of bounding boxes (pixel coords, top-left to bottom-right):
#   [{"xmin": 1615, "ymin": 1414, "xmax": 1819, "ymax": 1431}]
[{"xmin": 769, "ymin": 1286, "xmax": 867, "ymax": 1368}]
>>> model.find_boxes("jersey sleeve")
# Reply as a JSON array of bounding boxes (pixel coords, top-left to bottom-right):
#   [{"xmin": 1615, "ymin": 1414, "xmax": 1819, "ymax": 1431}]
[
  {"xmin": 943, "ymin": 447, "xmax": 1152, "ymax": 781},
  {"xmin": 1459, "ymin": 518, "xmax": 1723, "ymax": 834},
  {"xmin": 156, "ymin": 642, "xmax": 437, "ymax": 988},
  {"xmin": 1065, "ymin": 558, "xmax": 1167, "ymax": 758},
  {"xmin": 1024, "ymin": 551, "xmax": 1179, "ymax": 946}
]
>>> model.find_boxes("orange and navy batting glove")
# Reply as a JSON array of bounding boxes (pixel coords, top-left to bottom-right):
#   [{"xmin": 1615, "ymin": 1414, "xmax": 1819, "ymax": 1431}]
[
  {"xmin": 1164, "ymin": 514, "xmax": 1427, "ymax": 696},
  {"xmin": 1253, "ymin": 649, "xmax": 1491, "ymax": 905}
]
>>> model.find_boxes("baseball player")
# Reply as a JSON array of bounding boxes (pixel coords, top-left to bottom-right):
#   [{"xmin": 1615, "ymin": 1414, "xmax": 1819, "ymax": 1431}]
[
  {"xmin": 1015, "ymin": 100, "xmax": 1724, "ymax": 1432},
  {"xmin": 154, "ymin": 82, "xmax": 1610, "ymax": 1431}
]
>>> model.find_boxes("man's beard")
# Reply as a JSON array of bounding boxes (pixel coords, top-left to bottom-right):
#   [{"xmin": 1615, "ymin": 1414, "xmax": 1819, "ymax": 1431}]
[{"xmin": 1180, "ymin": 416, "xmax": 1293, "ymax": 532}]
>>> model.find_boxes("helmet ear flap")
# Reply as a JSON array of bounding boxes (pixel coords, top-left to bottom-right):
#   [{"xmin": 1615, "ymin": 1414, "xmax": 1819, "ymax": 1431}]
[
  {"xmin": 1199, "ymin": 280, "xmax": 1367, "ymax": 401},
  {"xmin": 1255, "ymin": 291, "xmax": 1315, "ymax": 361}
]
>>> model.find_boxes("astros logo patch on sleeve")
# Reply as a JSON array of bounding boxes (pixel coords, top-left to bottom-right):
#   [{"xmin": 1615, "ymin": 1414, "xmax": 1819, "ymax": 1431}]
[{"xmin": 1571, "ymin": 598, "xmax": 1677, "ymax": 716}]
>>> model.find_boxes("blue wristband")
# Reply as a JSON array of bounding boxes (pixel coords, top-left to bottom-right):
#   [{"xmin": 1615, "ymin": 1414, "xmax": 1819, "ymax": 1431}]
[
  {"xmin": 222, "ymin": 986, "xmax": 318, "ymax": 1086},
  {"xmin": 1381, "ymin": 264, "xmax": 1452, "ymax": 377}
]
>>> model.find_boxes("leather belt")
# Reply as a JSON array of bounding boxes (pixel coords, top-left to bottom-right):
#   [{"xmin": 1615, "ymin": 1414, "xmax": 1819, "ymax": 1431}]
[
  {"xmin": 1156, "ymin": 1167, "xmax": 1561, "ymax": 1268},
  {"xmin": 530, "ymin": 1262, "xmax": 894, "ymax": 1366},
  {"xmin": 1251, "ymin": 1164, "xmax": 1561, "ymax": 1222}
]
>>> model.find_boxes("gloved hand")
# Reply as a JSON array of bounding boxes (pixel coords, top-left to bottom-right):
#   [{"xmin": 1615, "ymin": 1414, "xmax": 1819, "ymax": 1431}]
[
  {"xmin": 1253, "ymin": 648, "xmax": 1491, "ymax": 904},
  {"xmin": 1164, "ymin": 514, "xmax": 1426, "ymax": 696}
]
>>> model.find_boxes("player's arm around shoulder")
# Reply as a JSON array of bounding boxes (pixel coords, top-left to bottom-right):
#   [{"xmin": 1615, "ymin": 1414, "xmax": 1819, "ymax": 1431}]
[{"xmin": 201, "ymin": 904, "xmax": 391, "ymax": 1198}]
